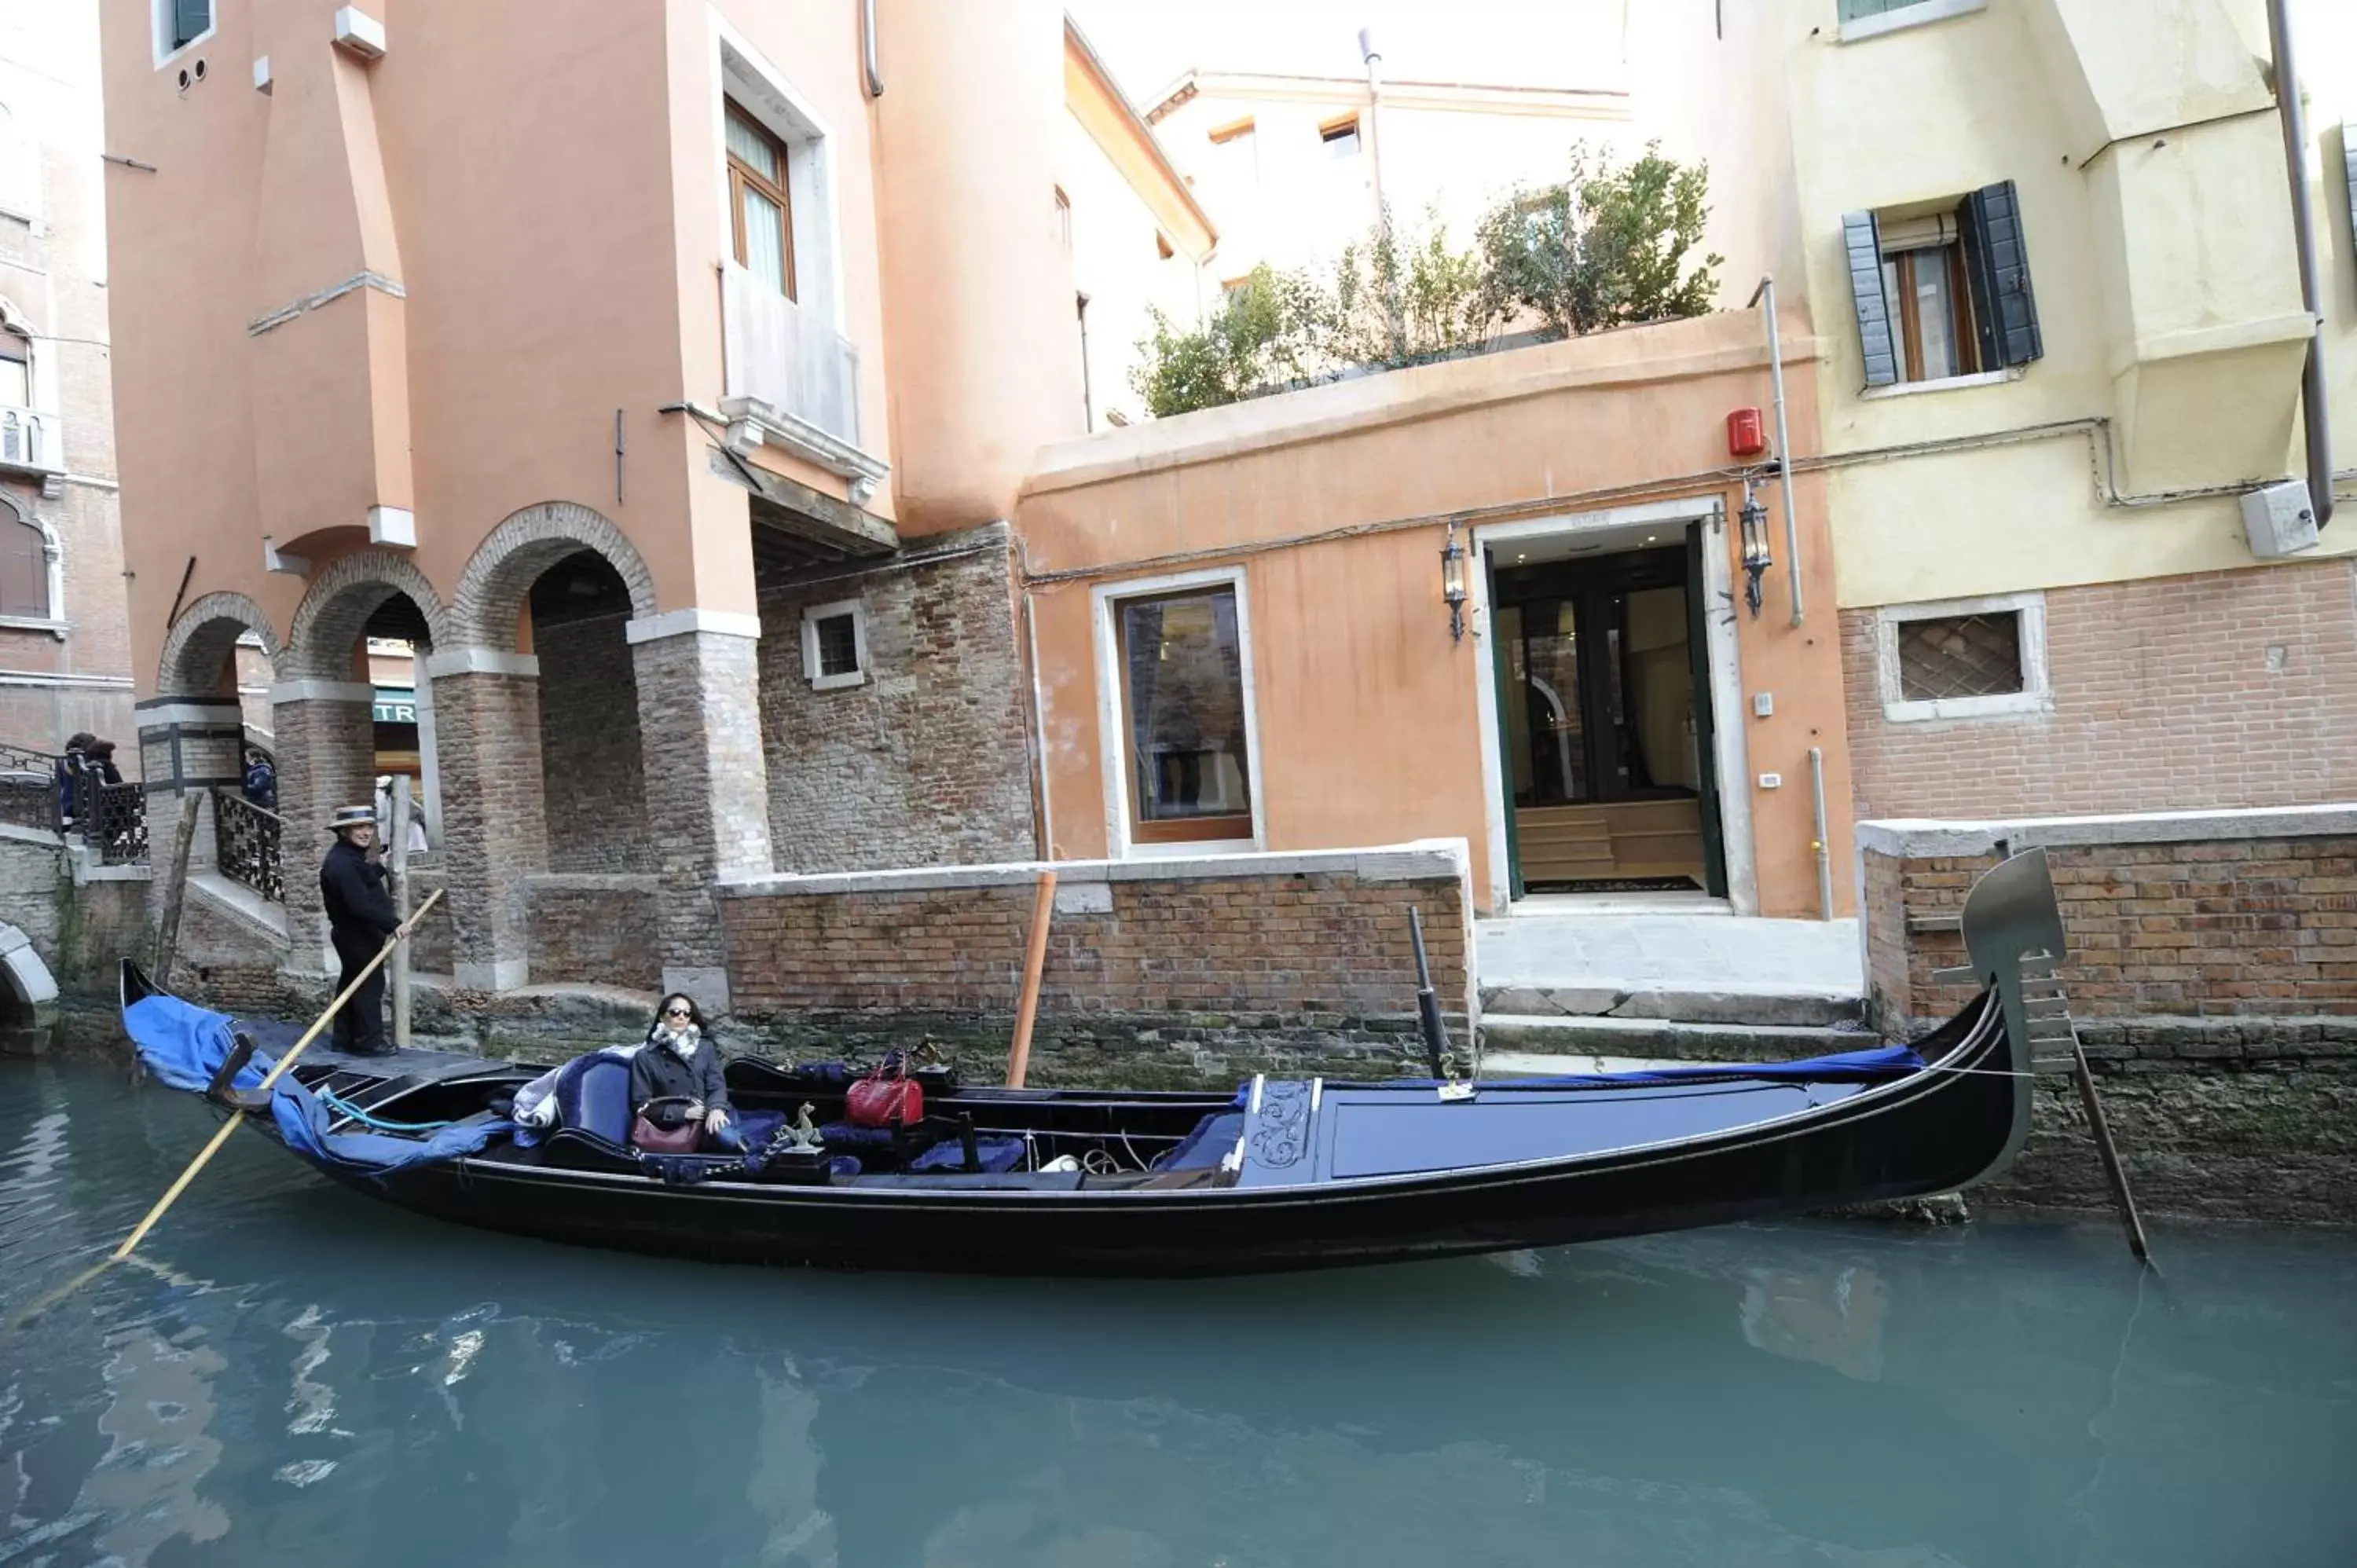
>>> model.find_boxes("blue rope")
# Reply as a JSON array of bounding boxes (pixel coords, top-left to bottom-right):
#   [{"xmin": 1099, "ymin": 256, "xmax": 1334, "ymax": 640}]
[{"xmin": 320, "ymin": 1090, "xmax": 455, "ymax": 1134}]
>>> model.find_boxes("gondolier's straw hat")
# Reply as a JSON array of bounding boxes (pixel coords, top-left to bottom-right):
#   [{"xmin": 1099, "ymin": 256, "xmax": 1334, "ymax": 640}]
[{"xmin": 327, "ymin": 804, "xmax": 377, "ymax": 833}]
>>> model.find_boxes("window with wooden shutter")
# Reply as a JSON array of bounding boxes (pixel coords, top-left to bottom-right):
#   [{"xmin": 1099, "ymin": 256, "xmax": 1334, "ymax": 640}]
[
  {"xmin": 1959, "ymin": 180, "xmax": 2042, "ymax": 369},
  {"xmin": 1843, "ymin": 211, "xmax": 1900, "ymax": 388},
  {"xmin": 0, "ymin": 512, "xmax": 46, "ymax": 619}
]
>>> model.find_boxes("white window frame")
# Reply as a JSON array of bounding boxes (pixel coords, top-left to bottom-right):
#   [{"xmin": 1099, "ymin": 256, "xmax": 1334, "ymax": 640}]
[
  {"xmin": 1091, "ymin": 565, "xmax": 1266, "ymax": 860},
  {"xmin": 1838, "ymin": 0, "xmax": 1987, "ymax": 45},
  {"xmin": 708, "ymin": 12, "xmax": 847, "ymax": 341},
  {"xmin": 1875, "ymin": 590, "xmax": 2049, "ymax": 724},
  {"xmin": 153, "ymin": 0, "xmax": 219, "ymax": 69},
  {"xmin": 799, "ymin": 598, "xmax": 867, "ymax": 691},
  {"xmin": 0, "ymin": 102, "xmax": 39, "ymax": 231}
]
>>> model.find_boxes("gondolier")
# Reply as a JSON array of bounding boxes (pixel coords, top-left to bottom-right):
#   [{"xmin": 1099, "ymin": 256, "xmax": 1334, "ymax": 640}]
[{"xmin": 319, "ymin": 804, "xmax": 401, "ymax": 1057}]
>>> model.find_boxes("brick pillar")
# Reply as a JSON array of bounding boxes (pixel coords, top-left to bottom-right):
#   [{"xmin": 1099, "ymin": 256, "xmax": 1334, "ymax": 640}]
[
  {"xmin": 270, "ymin": 682, "xmax": 377, "ymax": 971},
  {"xmin": 628, "ymin": 619, "xmax": 773, "ymax": 1011},
  {"xmin": 424, "ymin": 651, "xmax": 549, "ymax": 991}
]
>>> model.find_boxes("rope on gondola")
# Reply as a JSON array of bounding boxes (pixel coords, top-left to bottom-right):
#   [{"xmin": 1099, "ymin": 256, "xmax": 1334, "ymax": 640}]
[{"xmin": 319, "ymin": 1090, "xmax": 456, "ymax": 1134}]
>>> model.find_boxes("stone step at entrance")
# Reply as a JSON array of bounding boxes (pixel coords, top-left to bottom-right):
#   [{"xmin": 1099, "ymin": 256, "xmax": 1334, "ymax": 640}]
[
  {"xmin": 1477, "ymin": 1012, "xmax": 1877, "ymax": 1067},
  {"xmin": 1474, "ymin": 907, "xmax": 1869, "ymax": 1050}
]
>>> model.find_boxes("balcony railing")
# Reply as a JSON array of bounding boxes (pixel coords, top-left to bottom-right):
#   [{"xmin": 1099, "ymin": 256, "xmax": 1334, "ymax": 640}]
[
  {"xmin": 0, "ymin": 406, "xmax": 57, "ymax": 473},
  {"xmin": 721, "ymin": 265, "xmax": 861, "ymax": 449},
  {"xmin": 0, "ymin": 742, "xmax": 59, "ymax": 834},
  {"xmin": 213, "ymin": 789, "xmax": 284, "ymax": 903}
]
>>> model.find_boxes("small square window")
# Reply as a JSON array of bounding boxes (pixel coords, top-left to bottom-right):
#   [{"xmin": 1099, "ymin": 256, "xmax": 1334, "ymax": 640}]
[
  {"xmin": 800, "ymin": 599, "xmax": 867, "ymax": 691},
  {"xmin": 1896, "ymin": 613, "xmax": 2020, "ymax": 701},
  {"xmin": 1876, "ymin": 592, "xmax": 2048, "ymax": 723},
  {"xmin": 1320, "ymin": 115, "xmax": 1361, "ymax": 159}
]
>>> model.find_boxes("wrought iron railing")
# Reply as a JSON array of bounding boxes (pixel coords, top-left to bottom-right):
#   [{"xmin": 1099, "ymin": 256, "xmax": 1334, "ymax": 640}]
[
  {"xmin": 0, "ymin": 742, "xmax": 60, "ymax": 834},
  {"xmin": 86, "ymin": 779, "xmax": 148, "ymax": 866},
  {"xmin": 213, "ymin": 789, "xmax": 284, "ymax": 902}
]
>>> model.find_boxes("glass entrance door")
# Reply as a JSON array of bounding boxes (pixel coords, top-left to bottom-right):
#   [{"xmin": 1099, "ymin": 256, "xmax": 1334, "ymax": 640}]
[{"xmin": 1494, "ymin": 544, "xmax": 1721, "ymax": 894}]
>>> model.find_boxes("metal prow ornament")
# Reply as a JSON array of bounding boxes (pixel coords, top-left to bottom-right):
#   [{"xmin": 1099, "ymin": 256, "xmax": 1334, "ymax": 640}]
[{"xmin": 1408, "ymin": 908, "xmax": 1475, "ymax": 1102}]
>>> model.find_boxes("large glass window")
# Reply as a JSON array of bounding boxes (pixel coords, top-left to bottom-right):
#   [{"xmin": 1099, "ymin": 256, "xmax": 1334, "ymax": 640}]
[
  {"xmin": 1116, "ymin": 586, "xmax": 1253, "ymax": 844},
  {"xmin": 726, "ymin": 101, "xmax": 794, "ymax": 299}
]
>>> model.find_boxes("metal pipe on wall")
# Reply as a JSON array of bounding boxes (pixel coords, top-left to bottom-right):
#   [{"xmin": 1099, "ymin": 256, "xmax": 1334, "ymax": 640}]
[
  {"xmin": 2266, "ymin": 0, "xmax": 2333, "ymax": 528},
  {"xmin": 1745, "ymin": 277, "xmax": 1805, "ymax": 623},
  {"xmin": 1808, "ymin": 745, "xmax": 1833, "ymax": 922},
  {"xmin": 861, "ymin": 0, "xmax": 884, "ymax": 98}
]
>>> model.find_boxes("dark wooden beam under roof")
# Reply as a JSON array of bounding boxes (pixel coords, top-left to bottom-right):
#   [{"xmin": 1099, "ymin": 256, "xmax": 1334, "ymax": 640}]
[{"xmin": 707, "ymin": 448, "xmax": 898, "ymax": 572}]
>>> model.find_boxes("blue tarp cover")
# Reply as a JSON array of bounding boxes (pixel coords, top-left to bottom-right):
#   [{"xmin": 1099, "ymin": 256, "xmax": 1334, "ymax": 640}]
[{"xmin": 125, "ymin": 992, "xmax": 514, "ymax": 1179}]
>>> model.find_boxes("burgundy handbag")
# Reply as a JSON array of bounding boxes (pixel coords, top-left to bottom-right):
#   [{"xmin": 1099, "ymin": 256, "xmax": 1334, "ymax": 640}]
[
  {"xmin": 845, "ymin": 1058, "xmax": 923, "ymax": 1129},
  {"xmin": 630, "ymin": 1098, "xmax": 705, "ymax": 1153}
]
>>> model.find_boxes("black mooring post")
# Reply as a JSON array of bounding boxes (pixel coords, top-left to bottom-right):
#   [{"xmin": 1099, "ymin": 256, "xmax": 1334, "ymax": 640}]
[{"xmin": 1408, "ymin": 907, "xmax": 1450, "ymax": 1079}]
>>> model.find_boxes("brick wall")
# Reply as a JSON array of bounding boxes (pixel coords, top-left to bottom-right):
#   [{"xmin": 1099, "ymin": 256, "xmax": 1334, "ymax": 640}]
[
  {"xmin": 533, "ymin": 615, "xmax": 652, "ymax": 874},
  {"xmin": 1843, "ymin": 559, "xmax": 2357, "ymax": 820},
  {"xmin": 755, "ymin": 526, "xmax": 1034, "ymax": 873},
  {"xmin": 1857, "ymin": 810, "xmax": 2357, "ymax": 1222},
  {"xmin": 717, "ymin": 844, "xmax": 1473, "ymax": 1083},
  {"xmin": 526, "ymin": 875, "xmax": 660, "ymax": 991}
]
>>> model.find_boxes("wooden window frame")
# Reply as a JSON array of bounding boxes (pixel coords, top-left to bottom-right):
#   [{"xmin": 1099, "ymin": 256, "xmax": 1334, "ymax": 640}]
[
  {"xmin": 1208, "ymin": 115, "xmax": 1257, "ymax": 145},
  {"xmin": 1886, "ymin": 243, "xmax": 1980, "ymax": 384},
  {"xmin": 1113, "ymin": 586, "xmax": 1255, "ymax": 845},
  {"xmin": 726, "ymin": 99, "xmax": 796, "ymax": 299},
  {"xmin": 1318, "ymin": 112, "xmax": 1361, "ymax": 146}
]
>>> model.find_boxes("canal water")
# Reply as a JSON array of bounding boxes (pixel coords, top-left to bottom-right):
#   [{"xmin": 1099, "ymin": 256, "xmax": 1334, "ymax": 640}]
[{"xmin": 3, "ymin": 1055, "xmax": 2352, "ymax": 1567}]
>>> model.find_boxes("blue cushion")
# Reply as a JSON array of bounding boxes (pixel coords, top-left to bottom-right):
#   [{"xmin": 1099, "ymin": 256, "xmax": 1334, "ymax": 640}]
[
  {"xmin": 909, "ymin": 1135, "xmax": 1025, "ymax": 1174},
  {"xmin": 1158, "ymin": 1111, "xmax": 1245, "ymax": 1171},
  {"xmin": 557, "ymin": 1054, "xmax": 635, "ymax": 1147}
]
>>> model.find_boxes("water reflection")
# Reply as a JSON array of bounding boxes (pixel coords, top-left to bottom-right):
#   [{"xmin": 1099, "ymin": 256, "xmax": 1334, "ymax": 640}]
[{"xmin": 2, "ymin": 1056, "xmax": 2353, "ymax": 1568}]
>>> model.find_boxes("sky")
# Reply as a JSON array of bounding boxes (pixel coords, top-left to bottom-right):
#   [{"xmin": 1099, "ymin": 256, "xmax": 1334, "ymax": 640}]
[{"xmin": 1065, "ymin": 0, "xmax": 1630, "ymax": 108}]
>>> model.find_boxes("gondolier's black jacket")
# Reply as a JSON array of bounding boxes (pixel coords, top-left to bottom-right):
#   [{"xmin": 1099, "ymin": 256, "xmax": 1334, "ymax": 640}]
[{"xmin": 319, "ymin": 837, "xmax": 400, "ymax": 945}]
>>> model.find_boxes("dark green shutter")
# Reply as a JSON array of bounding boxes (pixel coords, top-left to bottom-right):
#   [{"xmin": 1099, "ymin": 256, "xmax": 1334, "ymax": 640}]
[
  {"xmin": 2344, "ymin": 124, "xmax": 2357, "ymax": 299},
  {"xmin": 1842, "ymin": 211, "xmax": 1899, "ymax": 389},
  {"xmin": 1959, "ymin": 180, "xmax": 2044, "ymax": 369},
  {"xmin": 173, "ymin": 0, "xmax": 211, "ymax": 50}
]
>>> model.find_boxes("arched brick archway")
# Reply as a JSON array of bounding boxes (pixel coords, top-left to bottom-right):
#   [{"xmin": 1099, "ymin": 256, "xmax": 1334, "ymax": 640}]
[
  {"xmin": 450, "ymin": 501, "xmax": 658, "ymax": 651},
  {"xmin": 157, "ymin": 592, "xmax": 282, "ymax": 698},
  {"xmin": 284, "ymin": 551, "xmax": 451, "ymax": 680}
]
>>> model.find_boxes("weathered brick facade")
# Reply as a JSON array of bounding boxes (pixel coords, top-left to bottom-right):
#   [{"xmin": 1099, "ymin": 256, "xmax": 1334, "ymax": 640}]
[
  {"xmin": 526, "ymin": 874, "xmax": 661, "ymax": 991},
  {"xmin": 717, "ymin": 844, "xmax": 1474, "ymax": 1083},
  {"xmin": 533, "ymin": 615, "xmax": 652, "ymax": 874},
  {"xmin": 1843, "ymin": 559, "xmax": 2357, "ymax": 821},
  {"xmin": 1857, "ymin": 809, "xmax": 2357, "ymax": 1223},
  {"xmin": 755, "ymin": 526, "xmax": 1034, "ymax": 872},
  {"xmin": 632, "ymin": 628, "xmax": 773, "ymax": 1008},
  {"xmin": 431, "ymin": 669, "xmax": 549, "ymax": 989},
  {"xmin": 269, "ymin": 691, "xmax": 377, "ymax": 969}
]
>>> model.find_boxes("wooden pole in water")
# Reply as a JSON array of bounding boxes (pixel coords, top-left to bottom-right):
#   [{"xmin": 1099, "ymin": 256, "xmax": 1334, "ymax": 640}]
[
  {"xmin": 390, "ymin": 776, "xmax": 413, "ymax": 1050},
  {"xmin": 2069, "ymin": 1035, "xmax": 2153, "ymax": 1265},
  {"xmin": 151, "ymin": 793, "xmax": 202, "ymax": 990},
  {"xmin": 112, "ymin": 888, "xmax": 444, "ymax": 1261},
  {"xmin": 1003, "ymin": 870, "xmax": 1058, "ymax": 1089}
]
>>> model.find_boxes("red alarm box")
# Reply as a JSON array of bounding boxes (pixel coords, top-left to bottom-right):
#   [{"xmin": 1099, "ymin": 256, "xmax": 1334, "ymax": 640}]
[{"xmin": 1727, "ymin": 407, "xmax": 1767, "ymax": 458}]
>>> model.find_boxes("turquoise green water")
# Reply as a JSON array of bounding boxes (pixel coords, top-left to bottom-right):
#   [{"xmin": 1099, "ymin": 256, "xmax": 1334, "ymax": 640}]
[{"xmin": 3, "ymin": 1054, "xmax": 2353, "ymax": 1566}]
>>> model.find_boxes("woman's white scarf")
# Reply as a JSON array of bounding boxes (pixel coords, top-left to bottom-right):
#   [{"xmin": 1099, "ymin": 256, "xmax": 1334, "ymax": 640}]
[{"xmin": 651, "ymin": 1021, "xmax": 701, "ymax": 1061}]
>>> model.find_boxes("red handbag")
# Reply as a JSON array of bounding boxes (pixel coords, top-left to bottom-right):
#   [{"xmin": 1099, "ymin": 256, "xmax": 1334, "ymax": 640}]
[{"xmin": 846, "ymin": 1058, "xmax": 923, "ymax": 1128}]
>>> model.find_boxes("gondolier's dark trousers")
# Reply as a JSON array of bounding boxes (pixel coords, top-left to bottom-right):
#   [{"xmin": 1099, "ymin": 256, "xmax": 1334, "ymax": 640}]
[{"xmin": 330, "ymin": 927, "xmax": 390, "ymax": 1055}]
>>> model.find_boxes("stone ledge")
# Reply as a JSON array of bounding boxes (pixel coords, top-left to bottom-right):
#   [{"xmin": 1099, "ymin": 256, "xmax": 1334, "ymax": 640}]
[
  {"xmin": 527, "ymin": 874, "xmax": 661, "ymax": 894},
  {"xmin": 1857, "ymin": 802, "xmax": 2357, "ymax": 859},
  {"xmin": 717, "ymin": 838, "xmax": 1470, "ymax": 899}
]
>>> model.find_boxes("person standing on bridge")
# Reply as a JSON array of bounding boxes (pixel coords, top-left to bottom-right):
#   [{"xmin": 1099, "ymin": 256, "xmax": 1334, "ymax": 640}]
[{"xmin": 319, "ymin": 804, "xmax": 401, "ymax": 1057}]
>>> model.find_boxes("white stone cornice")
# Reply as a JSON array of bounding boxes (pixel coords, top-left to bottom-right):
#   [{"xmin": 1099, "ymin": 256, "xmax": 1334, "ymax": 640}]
[
  {"xmin": 420, "ymin": 647, "xmax": 540, "ymax": 679},
  {"xmin": 624, "ymin": 608, "xmax": 762, "ymax": 645},
  {"xmin": 269, "ymin": 680, "xmax": 376, "ymax": 705}
]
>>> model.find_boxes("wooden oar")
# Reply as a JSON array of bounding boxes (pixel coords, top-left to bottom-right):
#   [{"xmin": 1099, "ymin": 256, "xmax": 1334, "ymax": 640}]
[{"xmin": 112, "ymin": 888, "xmax": 445, "ymax": 1262}]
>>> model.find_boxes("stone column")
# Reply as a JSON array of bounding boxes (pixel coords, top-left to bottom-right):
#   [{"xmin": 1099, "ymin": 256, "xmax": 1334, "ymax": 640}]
[
  {"xmin": 423, "ymin": 649, "xmax": 548, "ymax": 991},
  {"xmin": 627, "ymin": 614, "xmax": 774, "ymax": 1012},
  {"xmin": 132, "ymin": 696, "xmax": 247, "ymax": 900},
  {"xmin": 269, "ymin": 680, "xmax": 378, "ymax": 971}
]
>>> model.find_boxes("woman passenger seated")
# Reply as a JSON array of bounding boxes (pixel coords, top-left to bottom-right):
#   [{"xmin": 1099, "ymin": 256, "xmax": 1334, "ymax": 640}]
[{"xmin": 629, "ymin": 994, "xmax": 742, "ymax": 1152}]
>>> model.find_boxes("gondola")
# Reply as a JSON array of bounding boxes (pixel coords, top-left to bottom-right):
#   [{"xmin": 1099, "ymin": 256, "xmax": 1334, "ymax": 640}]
[{"xmin": 116, "ymin": 852, "xmax": 2063, "ymax": 1278}]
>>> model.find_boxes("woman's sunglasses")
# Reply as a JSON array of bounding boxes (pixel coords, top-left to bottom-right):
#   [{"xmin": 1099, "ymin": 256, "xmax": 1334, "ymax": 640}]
[{"xmin": 664, "ymin": 1006, "xmax": 691, "ymax": 1018}]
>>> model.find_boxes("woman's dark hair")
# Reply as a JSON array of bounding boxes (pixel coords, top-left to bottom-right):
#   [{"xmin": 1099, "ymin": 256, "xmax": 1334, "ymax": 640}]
[{"xmin": 650, "ymin": 993, "xmax": 707, "ymax": 1035}]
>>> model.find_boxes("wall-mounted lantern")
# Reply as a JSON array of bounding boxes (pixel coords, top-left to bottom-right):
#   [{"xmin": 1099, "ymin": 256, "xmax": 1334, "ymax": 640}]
[
  {"xmin": 1441, "ymin": 521, "xmax": 1468, "ymax": 642},
  {"xmin": 1739, "ymin": 489, "xmax": 1772, "ymax": 619}
]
